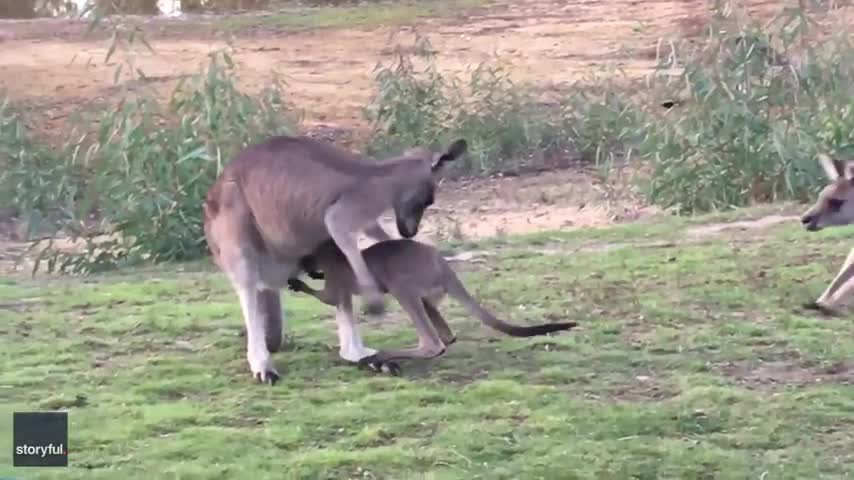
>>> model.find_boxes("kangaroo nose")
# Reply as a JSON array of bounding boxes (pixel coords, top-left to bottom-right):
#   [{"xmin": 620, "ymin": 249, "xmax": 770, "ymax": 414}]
[{"xmin": 801, "ymin": 215, "xmax": 820, "ymax": 231}]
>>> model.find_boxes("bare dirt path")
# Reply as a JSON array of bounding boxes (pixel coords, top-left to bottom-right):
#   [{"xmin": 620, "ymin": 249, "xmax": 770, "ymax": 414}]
[{"xmin": 0, "ymin": 0, "xmax": 762, "ymax": 134}]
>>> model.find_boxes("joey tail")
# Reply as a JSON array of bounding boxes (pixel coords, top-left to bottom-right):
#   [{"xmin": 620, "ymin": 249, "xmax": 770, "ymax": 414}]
[{"xmin": 443, "ymin": 267, "xmax": 577, "ymax": 337}]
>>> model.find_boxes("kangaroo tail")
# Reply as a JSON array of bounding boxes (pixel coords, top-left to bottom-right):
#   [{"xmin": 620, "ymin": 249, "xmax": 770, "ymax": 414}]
[{"xmin": 443, "ymin": 266, "xmax": 577, "ymax": 337}]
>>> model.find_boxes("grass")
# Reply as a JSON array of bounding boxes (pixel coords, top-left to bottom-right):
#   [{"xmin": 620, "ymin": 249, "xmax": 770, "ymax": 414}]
[
  {"xmin": 444, "ymin": 201, "xmax": 803, "ymax": 252},
  {"xmin": 220, "ymin": 0, "xmax": 489, "ymax": 31},
  {"xmin": 3, "ymin": 207, "xmax": 854, "ymax": 479}
]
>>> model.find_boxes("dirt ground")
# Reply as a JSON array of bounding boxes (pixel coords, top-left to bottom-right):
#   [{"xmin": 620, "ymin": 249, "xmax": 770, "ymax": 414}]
[
  {"xmin": 0, "ymin": 0, "xmax": 793, "ymax": 131},
  {"xmin": 0, "ymin": 0, "xmax": 845, "ymax": 261}
]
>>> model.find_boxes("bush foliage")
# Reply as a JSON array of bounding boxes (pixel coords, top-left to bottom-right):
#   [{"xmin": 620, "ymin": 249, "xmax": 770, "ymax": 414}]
[
  {"xmin": 363, "ymin": 36, "xmax": 560, "ymax": 175},
  {"xmin": 2, "ymin": 1, "xmax": 852, "ymax": 274},
  {"xmin": 638, "ymin": 3, "xmax": 854, "ymax": 213},
  {"xmin": 1, "ymin": 51, "xmax": 298, "ymax": 273},
  {"xmin": 363, "ymin": 4, "xmax": 852, "ymax": 213},
  {"xmin": 363, "ymin": 35, "xmax": 632, "ymax": 176}
]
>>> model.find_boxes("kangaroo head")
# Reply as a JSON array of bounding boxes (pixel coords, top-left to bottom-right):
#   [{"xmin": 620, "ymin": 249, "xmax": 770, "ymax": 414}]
[
  {"xmin": 801, "ymin": 154, "xmax": 854, "ymax": 232},
  {"xmin": 392, "ymin": 139, "xmax": 467, "ymax": 238}
]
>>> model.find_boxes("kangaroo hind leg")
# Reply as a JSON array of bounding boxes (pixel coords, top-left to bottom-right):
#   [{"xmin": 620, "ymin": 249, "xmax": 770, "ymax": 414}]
[
  {"xmin": 423, "ymin": 300, "xmax": 457, "ymax": 346},
  {"xmin": 360, "ymin": 290, "xmax": 447, "ymax": 370}
]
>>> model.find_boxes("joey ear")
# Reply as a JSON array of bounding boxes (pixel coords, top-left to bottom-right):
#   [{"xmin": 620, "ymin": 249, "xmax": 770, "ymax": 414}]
[
  {"xmin": 431, "ymin": 138, "xmax": 468, "ymax": 173},
  {"xmin": 818, "ymin": 153, "xmax": 844, "ymax": 181}
]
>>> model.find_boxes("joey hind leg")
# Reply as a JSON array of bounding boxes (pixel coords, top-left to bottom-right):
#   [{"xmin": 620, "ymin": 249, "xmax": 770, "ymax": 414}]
[
  {"xmin": 423, "ymin": 300, "xmax": 457, "ymax": 346},
  {"xmin": 360, "ymin": 290, "xmax": 447, "ymax": 367}
]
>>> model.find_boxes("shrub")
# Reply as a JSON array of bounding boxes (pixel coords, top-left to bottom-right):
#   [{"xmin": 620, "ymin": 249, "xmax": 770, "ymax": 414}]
[
  {"xmin": 559, "ymin": 73, "xmax": 644, "ymax": 169},
  {"xmin": 5, "ymin": 51, "xmax": 299, "ymax": 274},
  {"xmin": 0, "ymin": 98, "xmax": 79, "ymax": 231},
  {"xmin": 638, "ymin": 2, "xmax": 854, "ymax": 213},
  {"xmin": 363, "ymin": 35, "xmax": 644, "ymax": 178},
  {"xmin": 363, "ymin": 36, "xmax": 572, "ymax": 176}
]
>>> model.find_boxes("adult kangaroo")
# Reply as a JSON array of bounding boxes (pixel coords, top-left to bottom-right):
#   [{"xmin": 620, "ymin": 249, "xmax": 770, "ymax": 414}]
[
  {"xmin": 203, "ymin": 135, "xmax": 468, "ymax": 384},
  {"xmin": 800, "ymin": 154, "xmax": 854, "ymax": 315}
]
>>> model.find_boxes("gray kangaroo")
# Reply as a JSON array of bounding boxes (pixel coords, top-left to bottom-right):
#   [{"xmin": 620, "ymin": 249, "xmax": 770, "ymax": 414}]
[
  {"xmin": 801, "ymin": 154, "xmax": 854, "ymax": 314},
  {"xmin": 203, "ymin": 135, "xmax": 468, "ymax": 384},
  {"xmin": 287, "ymin": 239, "xmax": 578, "ymax": 373}
]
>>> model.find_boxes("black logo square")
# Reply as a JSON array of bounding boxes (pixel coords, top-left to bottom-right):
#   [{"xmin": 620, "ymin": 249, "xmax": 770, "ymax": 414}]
[{"xmin": 12, "ymin": 412, "xmax": 68, "ymax": 467}]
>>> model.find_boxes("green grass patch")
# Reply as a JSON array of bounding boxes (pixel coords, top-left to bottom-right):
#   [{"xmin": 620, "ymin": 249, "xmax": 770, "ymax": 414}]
[{"xmin": 2, "ymin": 211, "xmax": 854, "ymax": 478}]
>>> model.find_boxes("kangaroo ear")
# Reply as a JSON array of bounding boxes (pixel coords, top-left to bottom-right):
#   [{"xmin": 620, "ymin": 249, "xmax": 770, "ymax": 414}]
[
  {"xmin": 844, "ymin": 160, "xmax": 854, "ymax": 182},
  {"xmin": 431, "ymin": 139, "xmax": 468, "ymax": 173},
  {"xmin": 818, "ymin": 153, "xmax": 844, "ymax": 181}
]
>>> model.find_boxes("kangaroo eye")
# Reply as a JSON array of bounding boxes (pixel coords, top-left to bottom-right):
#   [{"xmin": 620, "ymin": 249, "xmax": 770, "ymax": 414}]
[{"xmin": 828, "ymin": 198, "xmax": 845, "ymax": 211}]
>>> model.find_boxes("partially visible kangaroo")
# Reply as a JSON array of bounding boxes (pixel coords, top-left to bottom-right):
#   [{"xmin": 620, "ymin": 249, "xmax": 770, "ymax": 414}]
[
  {"xmin": 287, "ymin": 239, "xmax": 578, "ymax": 373},
  {"xmin": 800, "ymin": 154, "xmax": 854, "ymax": 314}
]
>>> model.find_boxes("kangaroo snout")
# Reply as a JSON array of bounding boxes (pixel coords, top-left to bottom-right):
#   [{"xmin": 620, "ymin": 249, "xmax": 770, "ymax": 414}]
[{"xmin": 801, "ymin": 214, "xmax": 819, "ymax": 231}]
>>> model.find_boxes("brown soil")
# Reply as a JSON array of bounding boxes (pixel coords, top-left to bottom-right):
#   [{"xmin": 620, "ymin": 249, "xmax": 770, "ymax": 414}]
[
  {"xmin": 718, "ymin": 359, "xmax": 854, "ymax": 391},
  {"xmin": 611, "ymin": 373, "xmax": 673, "ymax": 402},
  {"xmin": 684, "ymin": 215, "xmax": 798, "ymax": 238},
  {"xmin": 0, "ymin": 0, "xmax": 803, "ymax": 134}
]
